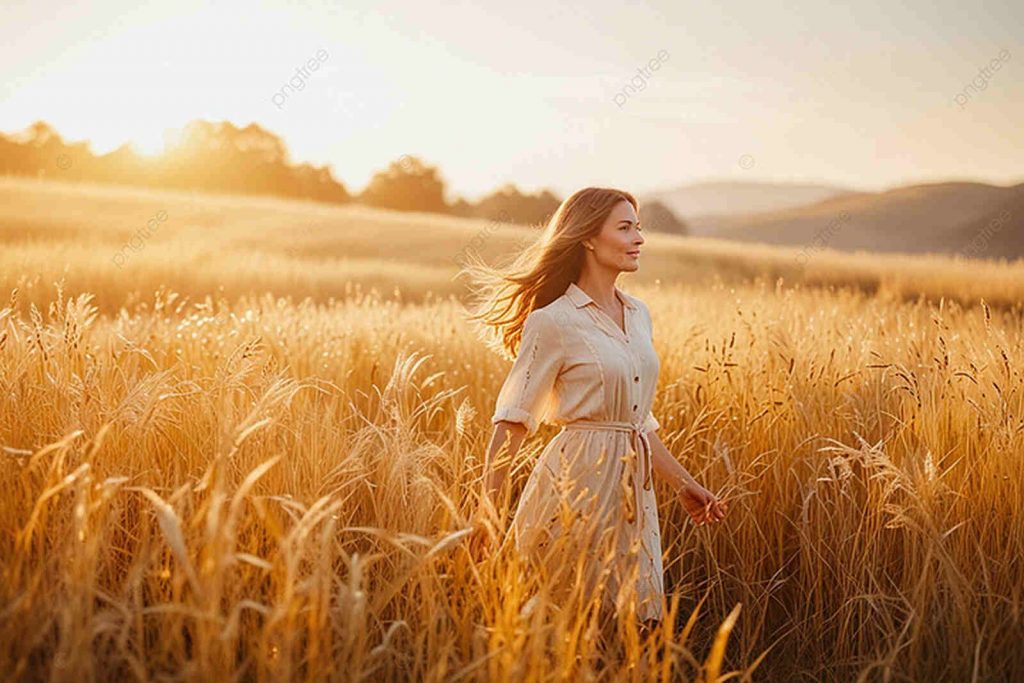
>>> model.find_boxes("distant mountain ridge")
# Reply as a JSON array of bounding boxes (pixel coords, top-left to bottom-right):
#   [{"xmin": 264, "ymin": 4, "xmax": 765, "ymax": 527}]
[
  {"xmin": 644, "ymin": 179, "xmax": 1024, "ymax": 260},
  {"xmin": 707, "ymin": 181, "xmax": 1024, "ymax": 258},
  {"xmin": 642, "ymin": 180, "xmax": 853, "ymax": 230}
]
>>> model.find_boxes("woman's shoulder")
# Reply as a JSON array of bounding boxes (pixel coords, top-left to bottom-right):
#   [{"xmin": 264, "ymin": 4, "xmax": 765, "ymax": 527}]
[
  {"xmin": 522, "ymin": 300, "xmax": 568, "ymax": 335},
  {"xmin": 530, "ymin": 294, "xmax": 574, "ymax": 326}
]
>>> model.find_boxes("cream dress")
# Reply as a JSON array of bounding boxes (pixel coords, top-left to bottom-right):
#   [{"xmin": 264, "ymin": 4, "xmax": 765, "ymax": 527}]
[{"xmin": 491, "ymin": 281, "xmax": 664, "ymax": 622}]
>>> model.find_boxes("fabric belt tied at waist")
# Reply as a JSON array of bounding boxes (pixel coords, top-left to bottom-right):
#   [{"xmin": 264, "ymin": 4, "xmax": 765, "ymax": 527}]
[{"xmin": 560, "ymin": 419, "xmax": 653, "ymax": 491}]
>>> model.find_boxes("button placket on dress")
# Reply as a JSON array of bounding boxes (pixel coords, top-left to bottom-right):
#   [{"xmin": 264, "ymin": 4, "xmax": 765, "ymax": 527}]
[
  {"xmin": 614, "ymin": 300, "xmax": 653, "ymax": 492},
  {"xmin": 573, "ymin": 289, "xmax": 654, "ymax": 529}
]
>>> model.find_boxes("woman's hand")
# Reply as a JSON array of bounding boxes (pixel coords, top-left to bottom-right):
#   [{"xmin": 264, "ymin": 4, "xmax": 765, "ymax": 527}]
[{"xmin": 677, "ymin": 481, "xmax": 728, "ymax": 526}]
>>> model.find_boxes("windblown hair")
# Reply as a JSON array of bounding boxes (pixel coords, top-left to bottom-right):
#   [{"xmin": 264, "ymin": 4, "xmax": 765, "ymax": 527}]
[{"xmin": 459, "ymin": 186, "xmax": 638, "ymax": 360}]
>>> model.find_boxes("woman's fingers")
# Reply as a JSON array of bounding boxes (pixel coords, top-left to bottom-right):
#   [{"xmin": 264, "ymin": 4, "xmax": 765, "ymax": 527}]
[
  {"xmin": 683, "ymin": 488, "xmax": 728, "ymax": 526},
  {"xmin": 694, "ymin": 495, "xmax": 727, "ymax": 525},
  {"xmin": 694, "ymin": 503, "xmax": 712, "ymax": 526}
]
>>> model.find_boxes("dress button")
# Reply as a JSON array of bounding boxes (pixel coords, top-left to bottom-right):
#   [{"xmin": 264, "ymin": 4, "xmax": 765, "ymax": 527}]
[
  {"xmin": 632, "ymin": 404, "xmax": 638, "ymax": 411},
  {"xmin": 634, "ymin": 376, "xmax": 639, "ymax": 382}
]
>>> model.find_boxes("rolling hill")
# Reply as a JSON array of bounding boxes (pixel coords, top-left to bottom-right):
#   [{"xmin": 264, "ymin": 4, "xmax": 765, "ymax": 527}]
[
  {"xmin": 642, "ymin": 180, "xmax": 853, "ymax": 232},
  {"xmin": 701, "ymin": 181, "xmax": 1024, "ymax": 258}
]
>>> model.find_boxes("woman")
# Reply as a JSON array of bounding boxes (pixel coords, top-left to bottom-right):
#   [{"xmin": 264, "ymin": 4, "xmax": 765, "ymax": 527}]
[{"xmin": 463, "ymin": 187, "xmax": 727, "ymax": 634}]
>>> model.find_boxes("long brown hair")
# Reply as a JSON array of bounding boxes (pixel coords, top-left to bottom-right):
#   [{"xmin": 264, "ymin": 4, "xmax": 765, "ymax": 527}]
[{"xmin": 459, "ymin": 186, "xmax": 638, "ymax": 360}]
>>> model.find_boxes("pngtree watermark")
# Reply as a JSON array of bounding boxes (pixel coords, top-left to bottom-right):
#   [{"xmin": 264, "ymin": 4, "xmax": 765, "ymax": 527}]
[
  {"xmin": 962, "ymin": 209, "xmax": 1012, "ymax": 259},
  {"xmin": 953, "ymin": 48, "xmax": 1011, "ymax": 110},
  {"xmin": 272, "ymin": 48, "xmax": 330, "ymax": 110},
  {"xmin": 795, "ymin": 211, "xmax": 852, "ymax": 267},
  {"xmin": 453, "ymin": 210, "xmax": 512, "ymax": 268},
  {"xmin": 613, "ymin": 49, "xmax": 670, "ymax": 109},
  {"xmin": 111, "ymin": 210, "xmax": 169, "ymax": 269}
]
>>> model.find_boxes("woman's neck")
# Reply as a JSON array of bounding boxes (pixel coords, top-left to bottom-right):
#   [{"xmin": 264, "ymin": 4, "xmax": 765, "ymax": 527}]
[{"xmin": 574, "ymin": 272, "xmax": 621, "ymax": 310}]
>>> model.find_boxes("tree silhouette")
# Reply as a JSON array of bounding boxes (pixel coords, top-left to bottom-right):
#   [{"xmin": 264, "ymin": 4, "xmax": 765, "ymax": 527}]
[
  {"xmin": 469, "ymin": 183, "xmax": 561, "ymax": 226},
  {"xmin": 0, "ymin": 121, "xmax": 73, "ymax": 178},
  {"xmin": 359, "ymin": 156, "xmax": 448, "ymax": 213},
  {"xmin": 640, "ymin": 199, "xmax": 689, "ymax": 235}
]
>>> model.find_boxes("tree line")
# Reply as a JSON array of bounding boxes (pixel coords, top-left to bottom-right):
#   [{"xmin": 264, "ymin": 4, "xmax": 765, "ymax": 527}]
[{"xmin": 0, "ymin": 119, "xmax": 687, "ymax": 233}]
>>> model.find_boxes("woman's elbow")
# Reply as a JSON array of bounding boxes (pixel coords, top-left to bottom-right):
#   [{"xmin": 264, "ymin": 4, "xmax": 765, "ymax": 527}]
[{"xmin": 494, "ymin": 420, "xmax": 528, "ymax": 439}]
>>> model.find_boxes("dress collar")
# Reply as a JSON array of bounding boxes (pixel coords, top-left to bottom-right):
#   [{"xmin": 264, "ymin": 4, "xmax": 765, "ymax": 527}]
[{"xmin": 565, "ymin": 281, "xmax": 637, "ymax": 311}]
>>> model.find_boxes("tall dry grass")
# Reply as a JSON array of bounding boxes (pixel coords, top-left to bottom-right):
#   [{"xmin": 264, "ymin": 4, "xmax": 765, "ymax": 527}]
[
  {"xmin": 2, "ymin": 178, "xmax": 1023, "ymax": 679},
  {"xmin": 0, "ymin": 281, "xmax": 747, "ymax": 682},
  {"xmin": 1, "ymin": 272, "xmax": 1022, "ymax": 680}
]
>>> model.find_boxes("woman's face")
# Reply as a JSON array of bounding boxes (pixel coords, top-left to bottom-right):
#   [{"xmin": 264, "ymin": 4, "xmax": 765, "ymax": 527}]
[{"xmin": 584, "ymin": 200, "xmax": 645, "ymax": 273}]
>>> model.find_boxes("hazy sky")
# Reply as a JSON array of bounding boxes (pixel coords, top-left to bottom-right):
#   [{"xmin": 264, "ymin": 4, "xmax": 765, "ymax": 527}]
[{"xmin": 1, "ymin": 0, "xmax": 1020, "ymax": 200}]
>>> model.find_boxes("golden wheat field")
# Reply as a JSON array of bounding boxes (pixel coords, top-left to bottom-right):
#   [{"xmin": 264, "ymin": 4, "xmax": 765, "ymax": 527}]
[{"xmin": 2, "ymin": 178, "xmax": 1024, "ymax": 681}]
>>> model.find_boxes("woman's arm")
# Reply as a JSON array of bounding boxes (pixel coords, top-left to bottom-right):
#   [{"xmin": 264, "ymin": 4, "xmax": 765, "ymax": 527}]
[
  {"xmin": 468, "ymin": 422, "xmax": 526, "ymax": 556},
  {"xmin": 647, "ymin": 428, "xmax": 727, "ymax": 524},
  {"xmin": 481, "ymin": 421, "xmax": 528, "ymax": 507},
  {"xmin": 647, "ymin": 429, "xmax": 699, "ymax": 492}
]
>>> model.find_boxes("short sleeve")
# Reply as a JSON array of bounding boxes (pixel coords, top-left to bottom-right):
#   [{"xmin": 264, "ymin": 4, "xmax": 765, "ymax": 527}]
[{"xmin": 491, "ymin": 309, "xmax": 563, "ymax": 437}]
